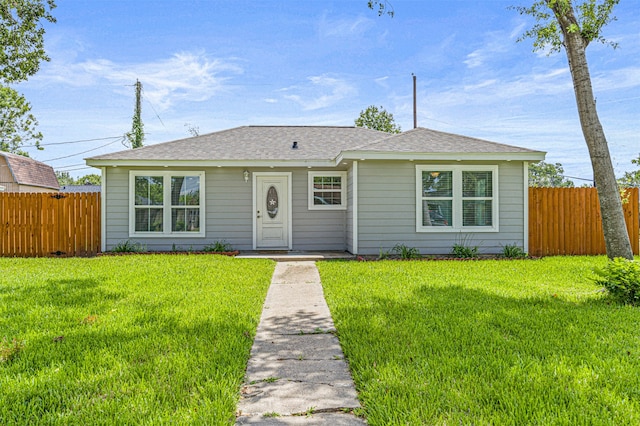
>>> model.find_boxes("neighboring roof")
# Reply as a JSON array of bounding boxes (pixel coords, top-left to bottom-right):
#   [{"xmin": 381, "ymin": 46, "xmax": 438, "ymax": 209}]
[
  {"xmin": 60, "ymin": 184, "xmax": 101, "ymax": 193},
  {"xmin": 0, "ymin": 151, "xmax": 59, "ymax": 190},
  {"xmin": 86, "ymin": 125, "xmax": 545, "ymax": 167}
]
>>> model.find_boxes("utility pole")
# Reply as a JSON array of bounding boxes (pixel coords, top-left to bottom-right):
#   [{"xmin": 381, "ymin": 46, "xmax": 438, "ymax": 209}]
[
  {"xmin": 412, "ymin": 73, "xmax": 417, "ymax": 129},
  {"xmin": 127, "ymin": 79, "xmax": 144, "ymax": 149}
]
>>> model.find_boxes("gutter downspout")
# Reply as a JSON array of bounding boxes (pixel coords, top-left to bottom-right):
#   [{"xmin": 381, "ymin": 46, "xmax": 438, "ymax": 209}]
[
  {"xmin": 352, "ymin": 161, "xmax": 358, "ymax": 254},
  {"xmin": 100, "ymin": 167, "xmax": 107, "ymax": 253},
  {"xmin": 523, "ymin": 162, "xmax": 529, "ymax": 254}
]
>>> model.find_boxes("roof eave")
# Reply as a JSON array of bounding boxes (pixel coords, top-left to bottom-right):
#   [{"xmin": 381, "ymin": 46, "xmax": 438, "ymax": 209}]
[
  {"xmin": 36, "ymin": 183, "xmax": 61, "ymax": 190},
  {"xmin": 85, "ymin": 158, "xmax": 339, "ymax": 168},
  {"xmin": 336, "ymin": 150, "xmax": 546, "ymax": 163},
  {"xmin": 87, "ymin": 151, "xmax": 547, "ymax": 169}
]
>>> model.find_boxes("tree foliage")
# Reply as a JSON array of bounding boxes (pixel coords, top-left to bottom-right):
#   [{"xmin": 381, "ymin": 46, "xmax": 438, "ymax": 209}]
[
  {"xmin": 56, "ymin": 171, "xmax": 101, "ymax": 186},
  {"xmin": 0, "ymin": 0, "xmax": 56, "ymax": 84},
  {"xmin": 126, "ymin": 79, "xmax": 144, "ymax": 149},
  {"xmin": 0, "ymin": 0, "xmax": 55, "ymax": 156},
  {"xmin": 529, "ymin": 161, "xmax": 575, "ymax": 187},
  {"xmin": 184, "ymin": 123, "xmax": 200, "ymax": 137},
  {"xmin": 618, "ymin": 155, "xmax": 640, "ymax": 188},
  {"xmin": 0, "ymin": 86, "xmax": 42, "ymax": 155},
  {"xmin": 355, "ymin": 105, "xmax": 401, "ymax": 134},
  {"xmin": 367, "ymin": 0, "xmax": 394, "ymax": 17},
  {"xmin": 512, "ymin": 0, "xmax": 619, "ymax": 53}
]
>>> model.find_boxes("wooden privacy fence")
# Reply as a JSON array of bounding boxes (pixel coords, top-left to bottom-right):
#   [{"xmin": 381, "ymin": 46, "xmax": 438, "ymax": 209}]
[
  {"xmin": 1, "ymin": 189, "xmax": 638, "ymax": 258},
  {"xmin": 0, "ymin": 192, "xmax": 100, "ymax": 257},
  {"xmin": 529, "ymin": 187, "xmax": 639, "ymax": 257}
]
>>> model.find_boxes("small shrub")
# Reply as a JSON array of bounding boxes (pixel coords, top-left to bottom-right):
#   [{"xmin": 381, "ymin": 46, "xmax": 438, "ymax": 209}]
[
  {"xmin": 451, "ymin": 243, "xmax": 479, "ymax": 259},
  {"xmin": 392, "ymin": 243, "xmax": 421, "ymax": 259},
  {"xmin": 0, "ymin": 337, "xmax": 24, "ymax": 363},
  {"xmin": 203, "ymin": 240, "xmax": 233, "ymax": 253},
  {"xmin": 111, "ymin": 240, "xmax": 146, "ymax": 253},
  {"xmin": 378, "ymin": 247, "xmax": 391, "ymax": 260},
  {"xmin": 501, "ymin": 244, "xmax": 527, "ymax": 259},
  {"xmin": 593, "ymin": 258, "xmax": 640, "ymax": 306}
]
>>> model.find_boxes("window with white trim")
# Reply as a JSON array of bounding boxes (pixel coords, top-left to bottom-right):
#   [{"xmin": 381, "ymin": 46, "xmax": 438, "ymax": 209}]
[
  {"xmin": 416, "ymin": 165, "xmax": 498, "ymax": 232},
  {"xmin": 130, "ymin": 171, "xmax": 205, "ymax": 236},
  {"xmin": 308, "ymin": 171, "xmax": 347, "ymax": 210}
]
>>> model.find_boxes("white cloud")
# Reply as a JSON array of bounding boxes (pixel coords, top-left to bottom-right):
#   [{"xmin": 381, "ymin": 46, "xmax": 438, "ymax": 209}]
[
  {"xmin": 464, "ymin": 34, "xmax": 511, "ymax": 69},
  {"xmin": 592, "ymin": 66, "xmax": 640, "ymax": 91},
  {"xmin": 374, "ymin": 76, "xmax": 390, "ymax": 88},
  {"xmin": 283, "ymin": 75, "xmax": 356, "ymax": 111},
  {"xmin": 464, "ymin": 21, "xmax": 528, "ymax": 69},
  {"xmin": 462, "ymin": 79, "xmax": 498, "ymax": 91},
  {"xmin": 509, "ymin": 22, "xmax": 527, "ymax": 40},
  {"xmin": 318, "ymin": 15, "xmax": 374, "ymax": 39},
  {"xmin": 35, "ymin": 52, "xmax": 243, "ymax": 111}
]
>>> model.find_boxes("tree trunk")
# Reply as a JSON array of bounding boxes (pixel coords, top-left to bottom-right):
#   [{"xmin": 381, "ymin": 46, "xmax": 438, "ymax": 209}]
[{"xmin": 551, "ymin": 3, "xmax": 633, "ymax": 260}]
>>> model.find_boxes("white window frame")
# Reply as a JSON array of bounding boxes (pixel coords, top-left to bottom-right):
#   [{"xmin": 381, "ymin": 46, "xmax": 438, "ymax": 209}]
[
  {"xmin": 416, "ymin": 165, "xmax": 499, "ymax": 233},
  {"xmin": 129, "ymin": 170, "xmax": 205, "ymax": 237},
  {"xmin": 308, "ymin": 171, "xmax": 347, "ymax": 210}
]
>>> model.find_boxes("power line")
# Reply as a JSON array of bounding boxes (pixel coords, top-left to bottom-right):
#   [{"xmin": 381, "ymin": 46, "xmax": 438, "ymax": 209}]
[
  {"xmin": 54, "ymin": 163, "xmax": 86, "ymax": 169},
  {"xmin": 42, "ymin": 137, "xmax": 125, "ymax": 162},
  {"xmin": 142, "ymin": 87, "xmax": 166, "ymax": 128},
  {"xmin": 55, "ymin": 166, "xmax": 96, "ymax": 173},
  {"xmin": 23, "ymin": 136, "xmax": 123, "ymax": 147},
  {"xmin": 562, "ymin": 174, "xmax": 594, "ymax": 182}
]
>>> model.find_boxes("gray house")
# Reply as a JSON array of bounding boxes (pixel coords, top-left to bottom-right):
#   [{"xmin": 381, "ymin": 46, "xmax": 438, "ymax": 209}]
[{"xmin": 85, "ymin": 126, "xmax": 545, "ymax": 255}]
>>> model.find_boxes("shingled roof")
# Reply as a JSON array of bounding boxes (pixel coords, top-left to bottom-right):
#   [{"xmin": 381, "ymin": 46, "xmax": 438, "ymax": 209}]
[
  {"xmin": 350, "ymin": 127, "xmax": 539, "ymax": 153},
  {"xmin": 86, "ymin": 125, "xmax": 544, "ymax": 166},
  {"xmin": 0, "ymin": 151, "xmax": 59, "ymax": 190},
  {"xmin": 87, "ymin": 126, "xmax": 388, "ymax": 162}
]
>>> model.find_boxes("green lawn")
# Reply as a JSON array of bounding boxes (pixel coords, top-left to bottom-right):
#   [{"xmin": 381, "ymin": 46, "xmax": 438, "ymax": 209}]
[
  {"xmin": 318, "ymin": 257, "xmax": 640, "ymax": 425},
  {"xmin": 0, "ymin": 255, "xmax": 274, "ymax": 425}
]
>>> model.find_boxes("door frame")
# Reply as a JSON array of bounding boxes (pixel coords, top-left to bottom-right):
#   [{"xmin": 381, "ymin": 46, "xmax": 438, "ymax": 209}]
[{"xmin": 252, "ymin": 172, "xmax": 293, "ymax": 250}]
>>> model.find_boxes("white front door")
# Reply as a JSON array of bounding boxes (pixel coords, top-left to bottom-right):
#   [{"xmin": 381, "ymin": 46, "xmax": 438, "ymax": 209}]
[{"xmin": 255, "ymin": 174, "xmax": 290, "ymax": 249}]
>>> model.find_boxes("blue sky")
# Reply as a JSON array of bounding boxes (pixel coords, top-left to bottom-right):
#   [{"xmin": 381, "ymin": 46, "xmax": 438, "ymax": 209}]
[{"xmin": 16, "ymin": 0, "xmax": 640, "ymax": 182}]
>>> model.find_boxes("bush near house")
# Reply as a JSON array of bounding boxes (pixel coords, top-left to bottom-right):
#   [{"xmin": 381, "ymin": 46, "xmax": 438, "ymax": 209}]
[{"xmin": 594, "ymin": 258, "xmax": 640, "ymax": 306}]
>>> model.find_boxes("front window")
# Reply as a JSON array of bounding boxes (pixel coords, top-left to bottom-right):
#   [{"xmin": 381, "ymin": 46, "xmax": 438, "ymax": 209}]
[
  {"xmin": 171, "ymin": 176, "xmax": 201, "ymax": 232},
  {"xmin": 416, "ymin": 165, "xmax": 498, "ymax": 232},
  {"xmin": 421, "ymin": 171, "xmax": 452, "ymax": 227},
  {"xmin": 130, "ymin": 171, "xmax": 204, "ymax": 236},
  {"xmin": 134, "ymin": 176, "xmax": 164, "ymax": 232},
  {"xmin": 308, "ymin": 171, "xmax": 347, "ymax": 210},
  {"xmin": 462, "ymin": 171, "xmax": 493, "ymax": 227}
]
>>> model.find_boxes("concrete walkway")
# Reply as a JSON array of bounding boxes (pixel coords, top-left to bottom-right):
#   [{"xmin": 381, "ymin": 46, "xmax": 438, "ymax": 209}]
[{"xmin": 236, "ymin": 261, "xmax": 366, "ymax": 425}]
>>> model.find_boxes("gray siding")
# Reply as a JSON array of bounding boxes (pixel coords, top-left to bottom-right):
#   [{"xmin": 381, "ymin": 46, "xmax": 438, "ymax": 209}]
[
  {"xmin": 103, "ymin": 167, "xmax": 348, "ymax": 252},
  {"xmin": 104, "ymin": 167, "xmax": 253, "ymax": 251},
  {"xmin": 291, "ymin": 169, "xmax": 347, "ymax": 251},
  {"xmin": 103, "ymin": 161, "xmax": 526, "ymax": 254},
  {"xmin": 356, "ymin": 160, "xmax": 525, "ymax": 255}
]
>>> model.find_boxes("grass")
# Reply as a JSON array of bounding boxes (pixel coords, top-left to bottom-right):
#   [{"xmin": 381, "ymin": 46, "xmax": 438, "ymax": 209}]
[
  {"xmin": 0, "ymin": 255, "xmax": 274, "ymax": 425},
  {"xmin": 318, "ymin": 256, "xmax": 640, "ymax": 425}
]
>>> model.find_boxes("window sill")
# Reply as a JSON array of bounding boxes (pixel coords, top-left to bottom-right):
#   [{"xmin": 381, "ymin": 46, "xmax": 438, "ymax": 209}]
[
  {"xmin": 128, "ymin": 232, "xmax": 206, "ymax": 238},
  {"xmin": 308, "ymin": 205, "xmax": 347, "ymax": 211},
  {"xmin": 416, "ymin": 227, "xmax": 499, "ymax": 233}
]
